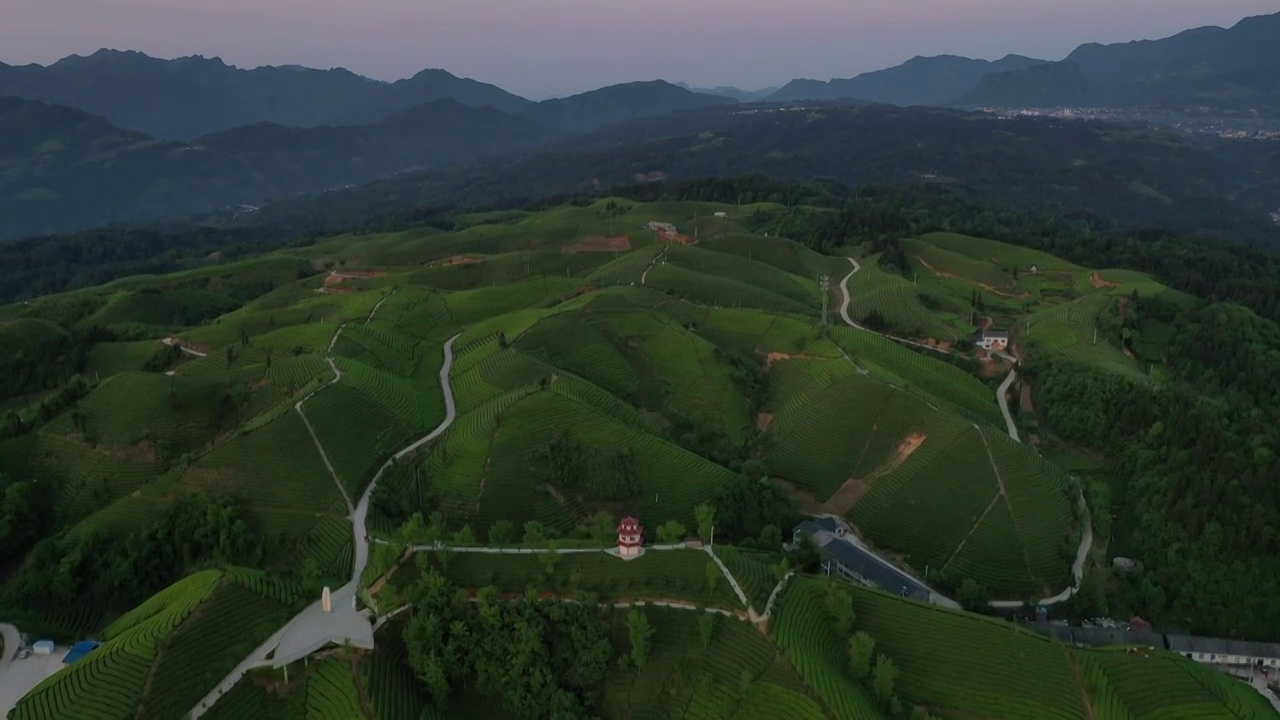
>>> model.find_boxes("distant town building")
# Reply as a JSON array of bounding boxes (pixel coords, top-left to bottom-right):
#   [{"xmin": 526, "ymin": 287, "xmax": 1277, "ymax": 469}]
[
  {"xmin": 713, "ymin": 212, "xmax": 728, "ymax": 218},
  {"xmin": 1167, "ymin": 635, "xmax": 1280, "ymax": 669},
  {"xmin": 1027, "ymin": 622, "xmax": 1280, "ymax": 670},
  {"xmin": 976, "ymin": 329, "xmax": 1009, "ymax": 352},
  {"xmin": 647, "ymin": 221, "xmax": 677, "ymax": 234},
  {"xmin": 793, "ymin": 517, "xmax": 931, "ymax": 602},
  {"xmin": 617, "ymin": 517, "xmax": 643, "ymax": 558}
]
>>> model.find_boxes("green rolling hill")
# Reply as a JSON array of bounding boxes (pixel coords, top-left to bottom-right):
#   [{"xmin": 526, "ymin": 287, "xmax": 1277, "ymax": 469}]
[{"xmin": 0, "ymin": 196, "xmax": 1271, "ymax": 720}]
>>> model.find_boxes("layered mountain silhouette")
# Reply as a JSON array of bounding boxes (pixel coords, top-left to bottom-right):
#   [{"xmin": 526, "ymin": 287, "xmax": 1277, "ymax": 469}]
[
  {"xmin": 675, "ymin": 83, "xmax": 778, "ymax": 102},
  {"xmin": 958, "ymin": 12, "xmax": 1280, "ymax": 109},
  {"xmin": 0, "ymin": 50, "xmax": 530, "ymax": 140},
  {"xmin": 766, "ymin": 54, "xmax": 1046, "ymax": 106},
  {"xmin": 0, "ymin": 79, "xmax": 733, "ymax": 238},
  {"xmin": 523, "ymin": 81, "xmax": 736, "ymax": 134}
]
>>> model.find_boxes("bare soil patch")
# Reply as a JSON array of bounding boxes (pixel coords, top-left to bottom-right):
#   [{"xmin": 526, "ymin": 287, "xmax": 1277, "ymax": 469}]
[
  {"xmin": 822, "ymin": 433, "xmax": 927, "ymax": 514},
  {"xmin": 763, "ymin": 351, "xmax": 793, "ymax": 370},
  {"xmin": 915, "ymin": 256, "xmax": 958, "ymax": 279},
  {"xmin": 1090, "ymin": 271, "xmax": 1119, "ymax": 289},
  {"xmin": 567, "ymin": 236, "xmax": 631, "ymax": 252},
  {"xmin": 759, "ymin": 350, "xmax": 824, "ymax": 370},
  {"xmin": 174, "ymin": 468, "xmax": 241, "ymax": 495},
  {"xmin": 324, "ymin": 269, "xmax": 387, "ymax": 290},
  {"xmin": 436, "ymin": 255, "xmax": 483, "ymax": 268},
  {"xmin": 976, "ymin": 315, "xmax": 993, "ymax": 331},
  {"xmin": 756, "ymin": 412, "xmax": 774, "ymax": 432},
  {"xmin": 1020, "ymin": 383, "xmax": 1036, "ymax": 414},
  {"xmin": 977, "ymin": 282, "xmax": 1031, "ymax": 299},
  {"xmin": 977, "ymin": 358, "xmax": 1005, "ymax": 379}
]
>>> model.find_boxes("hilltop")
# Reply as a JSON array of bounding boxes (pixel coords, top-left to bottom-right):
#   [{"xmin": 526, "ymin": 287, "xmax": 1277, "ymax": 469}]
[
  {"xmin": 243, "ymin": 104, "xmax": 1280, "ymax": 247},
  {"xmin": 0, "ymin": 187, "xmax": 1277, "ymax": 717},
  {"xmin": 959, "ymin": 11, "xmax": 1280, "ymax": 111},
  {"xmin": 767, "ymin": 54, "xmax": 1046, "ymax": 105},
  {"xmin": 0, "ymin": 50, "xmax": 531, "ymax": 140},
  {"xmin": 0, "ymin": 81, "xmax": 734, "ymax": 239}
]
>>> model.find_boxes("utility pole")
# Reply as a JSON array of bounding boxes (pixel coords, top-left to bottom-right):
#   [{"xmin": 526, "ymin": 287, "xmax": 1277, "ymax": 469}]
[{"xmin": 819, "ymin": 274, "xmax": 831, "ymax": 327}]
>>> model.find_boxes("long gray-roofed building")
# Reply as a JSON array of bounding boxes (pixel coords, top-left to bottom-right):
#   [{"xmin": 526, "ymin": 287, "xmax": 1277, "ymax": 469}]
[{"xmin": 793, "ymin": 517, "xmax": 934, "ymax": 603}]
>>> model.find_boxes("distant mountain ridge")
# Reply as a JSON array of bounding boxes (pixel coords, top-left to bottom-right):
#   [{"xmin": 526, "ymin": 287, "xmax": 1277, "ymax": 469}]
[
  {"xmin": 523, "ymin": 81, "xmax": 735, "ymax": 134},
  {"xmin": 674, "ymin": 82, "xmax": 777, "ymax": 102},
  {"xmin": 0, "ymin": 79, "xmax": 734, "ymax": 238},
  {"xmin": 958, "ymin": 11, "xmax": 1280, "ymax": 110},
  {"xmin": 765, "ymin": 54, "xmax": 1047, "ymax": 105},
  {"xmin": 0, "ymin": 95, "xmax": 549, "ymax": 238},
  {"xmin": 0, "ymin": 49, "xmax": 532, "ymax": 139}
]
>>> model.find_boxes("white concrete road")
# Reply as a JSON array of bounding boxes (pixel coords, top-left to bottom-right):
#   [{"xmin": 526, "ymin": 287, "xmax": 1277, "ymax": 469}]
[
  {"xmin": 997, "ymin": 367, "xmax": 1020, "ymax": 443},
  {"xmin": 192, "ymin": 332, "xmax": 460, "ymax": 718},
  {"xmin": 0, "ymin": 627, "xmax": 64, "ymax": 719},
  {"xmin": 836, "ymin": 257, "xmax": 1094, "ymax": 608}
]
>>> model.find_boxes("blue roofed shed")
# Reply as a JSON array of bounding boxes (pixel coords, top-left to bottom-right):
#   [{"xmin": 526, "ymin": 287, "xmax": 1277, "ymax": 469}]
[{"xmin": 62, "ymin": 640, "xmax": 100, "ymax": 664}]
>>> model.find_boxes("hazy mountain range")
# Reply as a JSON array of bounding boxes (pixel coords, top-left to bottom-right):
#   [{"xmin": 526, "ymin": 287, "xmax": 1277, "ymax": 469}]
[
  {"xmin": 0, "ymin": 81, "xmax": 731, "ymax": 238},
  {"xmin": 2, "ymin": 10, "xmax": 1279, "ymax": 240},
  {"xmin": 765, "ymin": 54, "xmax": 1047, "ymax": 105},
  {"xmin": 958, "ymin": 12, "xmax": 1280, "ymax": 111}
]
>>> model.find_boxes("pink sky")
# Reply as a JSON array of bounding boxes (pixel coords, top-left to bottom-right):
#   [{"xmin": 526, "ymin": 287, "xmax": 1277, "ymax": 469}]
[{"xmin": 1, "ymin": 0, "xmax": 1275, "ymax": 98}]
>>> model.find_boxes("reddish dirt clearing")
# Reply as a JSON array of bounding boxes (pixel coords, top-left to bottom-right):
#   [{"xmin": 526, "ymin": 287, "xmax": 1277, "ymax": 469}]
[
  {"xmin": 567, "ymin": 236, "xmax": 631, "ymax": 252},
  {"xmin": 821, "ymin": 433, "xmax": 928, "ymax": 514},
  {"xmin": 1090, "ymin": 271, "xmax": 1120, "ymax": 289}
]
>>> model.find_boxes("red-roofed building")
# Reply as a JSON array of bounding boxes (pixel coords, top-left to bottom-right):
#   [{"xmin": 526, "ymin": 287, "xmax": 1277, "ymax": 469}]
[{"xmin": 617, "ymin": 517, "xmax": 643, "ymax": 558}]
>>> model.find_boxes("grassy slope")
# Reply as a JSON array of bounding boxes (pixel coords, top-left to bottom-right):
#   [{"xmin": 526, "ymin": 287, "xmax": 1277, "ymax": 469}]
[
  {"xmin": 10, "ymin": 569, "xmax": 302, "ymax": 720},
  {"xmin": 779, "ymin": 578, "xmax": 1278, "ymax": 720}
]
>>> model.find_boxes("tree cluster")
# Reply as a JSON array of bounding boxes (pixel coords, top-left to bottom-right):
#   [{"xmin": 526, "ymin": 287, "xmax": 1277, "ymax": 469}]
[
  {"xmin": 0, "ymin": 493, "xmax": 262, "ymax": 617},
  {"xmin": 403, "ymin": 572, "xmax": 613, "ymax": 719},
  {"xmin": 1026, "ymin": 298, "xmax": 1280, "ymax": 639}
]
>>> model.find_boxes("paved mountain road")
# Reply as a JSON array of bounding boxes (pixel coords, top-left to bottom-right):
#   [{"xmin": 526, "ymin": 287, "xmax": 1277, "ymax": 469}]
[
  {"xmin": 837, "ymin": 257, "xmax": 1092, "ymax": 608},
  {"xmin": 191, "ymin": 329, "xmax": 460, "ymax": 718}
]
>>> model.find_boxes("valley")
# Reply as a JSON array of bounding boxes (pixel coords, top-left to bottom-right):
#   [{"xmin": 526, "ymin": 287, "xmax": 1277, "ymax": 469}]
[{"xmin": 2, "ymin": 196, "xmax": 1272, "ymax": 718}]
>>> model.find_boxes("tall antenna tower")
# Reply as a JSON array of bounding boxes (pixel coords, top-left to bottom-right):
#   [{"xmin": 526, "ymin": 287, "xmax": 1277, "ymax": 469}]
[{"xmin": 819, "ymin": 274, "xmax": 831, "ymax": 327}]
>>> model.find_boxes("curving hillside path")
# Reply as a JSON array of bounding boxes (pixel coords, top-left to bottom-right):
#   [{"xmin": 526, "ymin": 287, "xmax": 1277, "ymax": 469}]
[
  {"xmin": 190, "ymin": 328, "xmax": 460, "ymax": 719},
  {"xmin": 997, "ymin": 366, "xmax": 1020, "ymax": 443},
  {"xmin": 162, "ymin": 337, "xmax": 208, "ymax": 358},
  {"xmin": 640, "ymin": 246, "xmax": 668, "ymax": 286},
  {"xmin": 837, "ymin": 257, "xmax": 1093, "ymax": 608}
]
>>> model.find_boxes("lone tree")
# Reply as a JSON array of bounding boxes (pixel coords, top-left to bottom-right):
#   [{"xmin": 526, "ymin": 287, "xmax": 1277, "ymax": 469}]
[
  {"xmin": 873, "ymin": 655, "xmax": 899, "ymax": 707},
  {"xmin": 627, "ymin": 609, "xmax": 654, "ymax": 670},
  {"xmin": 957, "ymin": 579, "xmax": 991, "ymax": 613},
  {"xmin": 848, "ymin": 631, "xmax": 876, "ymax": 680},
  {"xmin": 522, "ymin": 520, "xmax": 546, "ymax": 545},
  {"xmin": 656, "ymin": 520, "xmax": 687, "ymax": 544},
  {"xmin": 705, "ymin": 561, "xmax": 721, "ymax": 595},
  {"xmin": 826, "ymin": 583, "xmax": 856, "ymax": 636},
  {"xmin": 538, "ymin": 546, "xmax": 560, "ymax": 578},
  {"xmin": 695, "ymin": 504, "xmax": 715, "ymax": 544},
  {"xmin": 453, "ymin": 524, "xmax": 476, "ymax": 545},
  {"xmin": 698, "ymin": 612, "xmax": 717, "ymax": 649},
  {"xmin": 589, "ymin": 511, "xmax": 615, "ymax": 546},
  {"xmin": 488, "ymin": 519, "xmax": 514, "ymax": 547}
]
